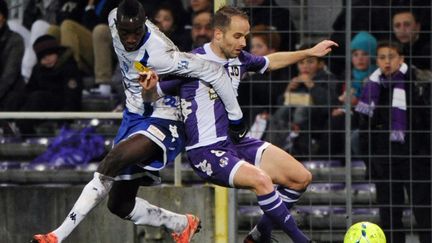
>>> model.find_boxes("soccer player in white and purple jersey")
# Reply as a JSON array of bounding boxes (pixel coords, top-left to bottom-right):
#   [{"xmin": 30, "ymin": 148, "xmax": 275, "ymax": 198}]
[{"xmin": 158, "ymin": 6, "xmax": 338, "ymax": 243}]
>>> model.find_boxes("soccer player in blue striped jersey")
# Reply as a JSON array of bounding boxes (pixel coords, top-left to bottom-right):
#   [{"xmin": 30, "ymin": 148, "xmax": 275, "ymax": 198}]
[
  {"xmin": 31, "ymin": 1, "xmax": 245, "ymax": 243},
  {"xmin": 155, "ymin": 6, "xmax": 338, "ymax": 243}
]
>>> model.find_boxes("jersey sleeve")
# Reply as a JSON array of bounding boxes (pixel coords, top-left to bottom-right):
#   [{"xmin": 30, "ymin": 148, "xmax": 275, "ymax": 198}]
[
  {"xmin": 151, "ymin": 50, "xmax": 243, "ymax": 121},
  {"xmin": 241, "ymin": 51, "xmax": 269, "ymax": 74}
]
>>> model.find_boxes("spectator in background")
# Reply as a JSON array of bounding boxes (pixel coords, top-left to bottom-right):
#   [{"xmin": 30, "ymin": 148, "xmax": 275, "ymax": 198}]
[
  {"xmin": 185, "ymin": 0, "xmax": 213, "ymax": 25},
  {"xmin": 392, "ymin": 8, "xmax": 431, "ymax": 70},
  {"xmin": 0, "ymin": 0, "xmax": 25, "ymax": 111},
  {"xmin": 153, "ymin": 2, "xmax": 189, "ymax": 51},
  {"xmin": 238, "ymin": 24, "xmax": 288, "ymax": 135},
  {"xmin": 320, "ymin": 31, "xmax": 377, "ymax": 157},
  {"xmin": 17, "ymin": 0, "xmax": 60, "ymax": 81},
  {"xmin": 356, "ymin": 41, "xmax": 431, "ymax": 243},
  {"xmin": 329, "ymin": 0, "xmax": 432, "ymax": 77},
  {"xmin": 189, "ymin": 10, "xmax": 213, "ymax": 51},
  {"xmin": 46, "ymin": 0, "xmax": 120, "ymax": 96},
  {"xmin": 242, "ymin": 0, "xmax": 298, "ymax": 51},
  {"xmin": 17, "ymin": 35, "xmax": 82, "ymax": 135},
  {"xmin": 266, "ymin": 43, "xmax": 338, "ymax": 156}
]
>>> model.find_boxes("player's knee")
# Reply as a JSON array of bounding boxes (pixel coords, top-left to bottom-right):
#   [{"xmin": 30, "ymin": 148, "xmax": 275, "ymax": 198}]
[
  {"xmin": 302, "ymin": 169, "xmax": 313, "ymax": 188},
  {"xmin": 293, "ymin": 168, "xmax": 312, "ymax": 189},
  {"xmin": 107, "ymin": 197, "xmax": 135, "ymax": 219},
  {"xmin": 282, "ymin": 167, "xmax": 312, "ymax": 190},
  {"xmin": 97, "ymin": 150, "xmax": 124, "ymax": 177},
  {"xmin": 252, "ymin": 172, "xmax": 273, "ymax": 193}
]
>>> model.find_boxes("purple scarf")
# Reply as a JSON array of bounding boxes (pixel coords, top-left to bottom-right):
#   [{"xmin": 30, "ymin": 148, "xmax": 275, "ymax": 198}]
[{"xmin": 355, "ymin": 63, "xmax": 408, "ymax": 143}]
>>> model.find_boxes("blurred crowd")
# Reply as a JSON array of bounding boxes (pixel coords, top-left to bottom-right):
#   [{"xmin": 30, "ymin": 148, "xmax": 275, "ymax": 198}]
[
  {"xmin": 0, "ymin": 0, "xmax": 431, "ymax": 156},
  {"xmin": 1, "ymin": 1, "xmax": 432, "ymax": 241}
]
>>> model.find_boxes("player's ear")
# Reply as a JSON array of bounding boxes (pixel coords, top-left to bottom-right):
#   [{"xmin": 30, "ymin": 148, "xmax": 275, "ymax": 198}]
[{"xmin": 214, "ymin": 27, "xmax": 223, "ymax": 41}]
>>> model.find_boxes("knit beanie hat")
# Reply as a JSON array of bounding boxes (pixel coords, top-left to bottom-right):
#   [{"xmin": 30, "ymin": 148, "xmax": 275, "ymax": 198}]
[
  {"xmin": 33, "ymin": 35, "xmax": 63, "ymax": 60},
  {"xmin": 351, "ymin": 31, "xmax": 377, "ymax": 57}
]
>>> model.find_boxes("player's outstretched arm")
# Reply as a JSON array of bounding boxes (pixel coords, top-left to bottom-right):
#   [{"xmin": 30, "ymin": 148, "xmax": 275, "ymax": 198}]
[{"xmin": 266, "ymin": 40, "xmax": 339, "ymax": 71}]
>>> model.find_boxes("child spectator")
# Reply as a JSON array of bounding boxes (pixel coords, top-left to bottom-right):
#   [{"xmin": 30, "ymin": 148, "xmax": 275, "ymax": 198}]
[
  {"xmin": 266, "ymin": 43, "xmax": 338, "ymax": 156},
  {"xmin": 18, "ymin": 35, "xmax": 83, "ymax": 135},
  {"xmin": 356, "ymin": 41, "xmax": 431, "ymax": 243},
  {"xmin": 153, "ymin": 2, "xmax": 190, "ymax": 51},
  {"xmin": 320, "ymin": 31, "xmax": 377, "ymax": 157}
]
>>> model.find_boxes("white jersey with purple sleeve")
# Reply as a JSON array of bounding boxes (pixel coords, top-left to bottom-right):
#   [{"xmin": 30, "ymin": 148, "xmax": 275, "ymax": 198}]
[
  {"xmin": 108, "ymin": 9, "xmax": 243, "ymax": 121},
  {"xmin": 180, "ymin": 43, "xmax": 269, "ymax": 150}
]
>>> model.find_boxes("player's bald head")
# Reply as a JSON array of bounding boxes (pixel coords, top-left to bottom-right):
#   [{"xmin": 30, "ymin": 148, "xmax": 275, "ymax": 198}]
[{"xmin": 116, "ymin": 0, "xmax": 147, "ymax": 51}]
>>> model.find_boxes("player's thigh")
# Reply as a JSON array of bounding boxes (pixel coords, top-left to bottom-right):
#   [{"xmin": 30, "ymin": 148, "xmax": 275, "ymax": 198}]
[
  {"xmin": 98, "ymin": 134, "xmax": 161, "ymax": 176},
  {"xmin": 259, "ymin": 144, "xmax": 311, "ymax": 189}
]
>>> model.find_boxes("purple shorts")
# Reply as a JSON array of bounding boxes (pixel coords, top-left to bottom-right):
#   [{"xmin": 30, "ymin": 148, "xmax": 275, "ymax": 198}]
[{"xmin": 187, "ymin": 137, "xmax": 269, "ymax": 187}]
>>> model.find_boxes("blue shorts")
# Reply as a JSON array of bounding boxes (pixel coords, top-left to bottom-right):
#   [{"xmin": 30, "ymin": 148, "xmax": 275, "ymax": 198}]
[
  {"xmin": 114, "ymin": 109, "xmax": 185, "ymax": 183},
  {"xmin": 187, "ymin": 137, "xmax": 269, "ymax": 187}
]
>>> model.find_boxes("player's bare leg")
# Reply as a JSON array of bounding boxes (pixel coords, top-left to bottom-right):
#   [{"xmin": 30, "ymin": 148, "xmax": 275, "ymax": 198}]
[
  {"xmin": 32, "ymin": 134, "xmax": 182, "ymax": 242},
  {"xmin": 245, "ymin": 144, "xmax": 312, "ymax": 242}
]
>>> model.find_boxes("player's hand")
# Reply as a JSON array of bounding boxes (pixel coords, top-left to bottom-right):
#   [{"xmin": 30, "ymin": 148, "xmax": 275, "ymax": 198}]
[
  {"xmin": 228, "ymin": 119, "xmax": 248, "ymax": 144},
  {"xmin": 309, "ymin": 40, "xmax": 339, "ymax": 57},
  {"xmin": 138, "ymin": 69, "xmax": 159, "ymax": 90}
]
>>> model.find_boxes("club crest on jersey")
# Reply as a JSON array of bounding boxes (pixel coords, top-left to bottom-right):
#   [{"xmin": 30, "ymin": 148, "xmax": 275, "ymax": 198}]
[
  {"xmin": 209, "ymin": 88, "xmax": 218, "ymax": 100},
  {"xmin": 178, "ymin": 60, "xmax": 189, "ymax": 70},
  {"xmin": 122, "ymin": 61, "xmax": 129, "ymax": 72},
  {"xmin": 219, "ymin": 157, "xmax": 229, "ymax": 167}
]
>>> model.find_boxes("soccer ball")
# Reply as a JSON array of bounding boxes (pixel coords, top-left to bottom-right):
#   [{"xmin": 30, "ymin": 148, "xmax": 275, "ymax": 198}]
[{"xmin": 344, "ymin": 221, "xmax": 386, "ymax": 243}]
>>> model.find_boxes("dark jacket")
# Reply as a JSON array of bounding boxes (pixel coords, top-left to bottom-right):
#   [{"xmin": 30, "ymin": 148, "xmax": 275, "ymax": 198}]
[
  {"xmin": 401, "ymin": 36, "xmax": 432, "ymax": 70},
  {"xmin": 0, "ymin": 25, "xmax": 25, "ymax": 109},
  {"xmin": 357, "ymin": 67, "xmax": 431, "ymax": 157},
  {"xmin": 26, "ymin": 48, "xmax": 83, "ymax": 111}
]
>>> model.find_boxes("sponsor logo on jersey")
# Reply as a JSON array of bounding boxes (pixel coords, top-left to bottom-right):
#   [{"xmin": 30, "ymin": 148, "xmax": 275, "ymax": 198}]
[
  {"xmin": 148, "ymin": 125, "xmax": 166, "ymax": 141},
  {"xmin": 195, "ymin": 159, "xmax": 213, "ymax": 176},
  {"xmin": 209, "ymin": 88, "xmax": 218, "ymax": 100}
]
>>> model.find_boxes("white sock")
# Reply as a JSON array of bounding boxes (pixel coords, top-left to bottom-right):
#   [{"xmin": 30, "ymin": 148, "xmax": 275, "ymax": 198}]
[
  {"xmin": 53, "ymin": 172, "xmax": 113, "ymax": 241},
  {"xmin": 127, "ymin": 197, "xmax": 188, "ymax": 233}
]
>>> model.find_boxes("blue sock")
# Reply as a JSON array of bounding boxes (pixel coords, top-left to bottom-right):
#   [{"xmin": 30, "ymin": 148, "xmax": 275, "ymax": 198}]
[
  {"xmin": 277, "ymin": 186, "xmax": 305, "ymax": 209},
  {"xmin": 257, "ymin": 190, "xmax": 310, "ymax": 243}
]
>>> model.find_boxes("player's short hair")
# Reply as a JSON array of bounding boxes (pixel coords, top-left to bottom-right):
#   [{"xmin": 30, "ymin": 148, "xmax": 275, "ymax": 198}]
[
  {"xmin": 117, "ymin": 0, "xmax": 146, "ymax": 23},
  {"xmin": 377, "ymin": 40, "xmax": 403, "ymax": 55},
  {"xmin": 213, "ymin": 6, "xmax": 248, "ymax": 32}
]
